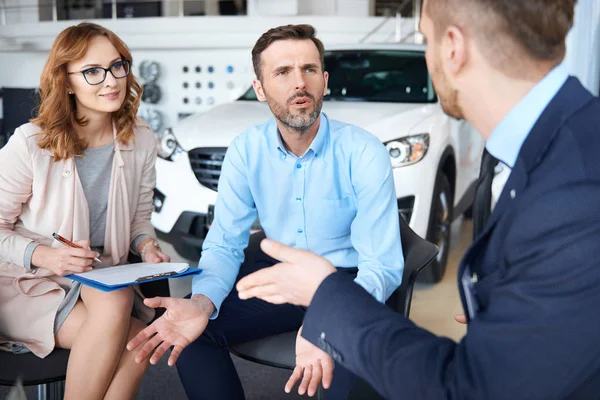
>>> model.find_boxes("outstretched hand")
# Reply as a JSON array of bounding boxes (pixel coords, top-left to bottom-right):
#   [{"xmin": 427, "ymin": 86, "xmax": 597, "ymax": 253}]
[
  {"xmin": 286, "ymin": 326, "xmax": 334, "ymax": 397},
  {"xmin": 236, "ymin": 239, "xmax": 336, "ymax": 307},
  {"xmin": 126, "ymin": 296, "xmax": 212, "ymax": 366}
]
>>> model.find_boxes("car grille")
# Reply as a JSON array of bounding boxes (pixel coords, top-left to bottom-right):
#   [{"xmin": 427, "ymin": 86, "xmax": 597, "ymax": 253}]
[{"xmin": 188, "ymin": 147, "xmax": 227, "ymax": 191}]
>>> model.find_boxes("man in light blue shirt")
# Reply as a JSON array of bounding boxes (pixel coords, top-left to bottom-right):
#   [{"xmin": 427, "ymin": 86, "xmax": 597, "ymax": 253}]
[
  {"xmin": 197, "ymin": 112, "xmax": 403, "ymax": 313},
  {"xmin": 128, "ymin": 24, "xmax": 403, "ymax": 400}
]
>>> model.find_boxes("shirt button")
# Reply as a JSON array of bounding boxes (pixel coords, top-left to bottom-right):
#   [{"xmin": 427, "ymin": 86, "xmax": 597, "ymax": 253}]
[
  {"xmin": 297, "ymin": 229, "xmax": 303, "ymax": 233},
  {"xmin": 296, "ymin": 164, "xmax": 302, "ymax": 169},
  {"xmin": 510, "ymin": 189, "xmax": 516, "ymax": 199},
  {"xmin": 296, "ymin": 197, "xmax": 302, "ymax": 202},
  {"xmin": 320, "ymin": 332, "xmax": 326, "ymax": 339}
]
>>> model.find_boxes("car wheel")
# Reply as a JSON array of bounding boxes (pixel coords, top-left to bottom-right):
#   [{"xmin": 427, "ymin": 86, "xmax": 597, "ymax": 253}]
[{"xmin": 419, "ymin": 172, "xmax": 453, "ymax": 283}]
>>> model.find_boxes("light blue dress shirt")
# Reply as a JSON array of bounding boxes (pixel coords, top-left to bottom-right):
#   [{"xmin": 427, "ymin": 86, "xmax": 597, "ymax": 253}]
[
  {"xmin": 193, "ymin": 113, "xmax": 404, "ymax": 318},
  {"xmin": 486, "ymin": 64, "xmax": 569, "ymax": 167}
]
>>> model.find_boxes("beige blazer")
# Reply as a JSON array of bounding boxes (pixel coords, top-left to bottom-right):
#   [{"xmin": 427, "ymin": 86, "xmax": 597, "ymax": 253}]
[{"xmin": 0, "ymin": 120, "xmax": 157, "ymax": 358}]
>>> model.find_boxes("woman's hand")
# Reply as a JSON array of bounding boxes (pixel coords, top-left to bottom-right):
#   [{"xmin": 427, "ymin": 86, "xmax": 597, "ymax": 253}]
[
  {"xmin": 138, "ymin": 238, "xmax": 170, "ymax": 263},
  {"xmin": 31, "ymin": 240, "xmax": 98, "ymax": 276},
  {"xmin": 144, "ymin": 247, "xmax": 170, "ymax": 263}
]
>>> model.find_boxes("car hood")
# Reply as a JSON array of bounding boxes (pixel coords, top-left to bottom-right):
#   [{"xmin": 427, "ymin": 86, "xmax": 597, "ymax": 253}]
[{"xmin": 173, "ymin": 100, "xmax": 432, "ymax": 150}]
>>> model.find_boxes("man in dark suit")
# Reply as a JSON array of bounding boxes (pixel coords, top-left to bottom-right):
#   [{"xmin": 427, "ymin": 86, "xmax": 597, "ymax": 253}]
[{"xmin": 237, "ymin": 0, "xmax": 600, "ymax": 398}]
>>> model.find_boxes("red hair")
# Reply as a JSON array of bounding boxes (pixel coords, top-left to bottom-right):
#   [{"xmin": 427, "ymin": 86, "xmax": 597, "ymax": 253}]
[{"xmin": 32, "ymin": 22, "xmax": 143, "ymax": 161}]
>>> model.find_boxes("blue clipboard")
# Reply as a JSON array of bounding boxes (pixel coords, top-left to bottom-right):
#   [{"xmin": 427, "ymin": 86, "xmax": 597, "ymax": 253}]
[{"xmin": 66, "ymin": 267, "xmax": 203, "ymax": 292}]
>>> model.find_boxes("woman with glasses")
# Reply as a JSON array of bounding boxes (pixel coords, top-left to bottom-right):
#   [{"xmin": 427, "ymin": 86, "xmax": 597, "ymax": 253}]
[{"xmin": 0, "ymin": 22, "xmax": 169, "ymax": 399}]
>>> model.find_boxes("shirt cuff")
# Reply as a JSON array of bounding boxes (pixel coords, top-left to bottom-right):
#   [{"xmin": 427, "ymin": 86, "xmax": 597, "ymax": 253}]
[
  {"xmin": 23, "ymin": 241, "xmax": 40, "ymax": 271},
  {"xmin": 191, "ymin": 277, "xmax": 231, "ymax": 320},
  {"xmin": 130, "ymin": 234, "xmax": 153, "ymax": 256},
  {"xmin": 353, "ymin": 275, "xmax": 385, "ymax": 303}
]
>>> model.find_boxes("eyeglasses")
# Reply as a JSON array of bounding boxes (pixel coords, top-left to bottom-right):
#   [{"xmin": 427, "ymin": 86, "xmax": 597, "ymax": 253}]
[{"xmin": 67, "ymin": 60, "xmax": 130, "ymax": 85}]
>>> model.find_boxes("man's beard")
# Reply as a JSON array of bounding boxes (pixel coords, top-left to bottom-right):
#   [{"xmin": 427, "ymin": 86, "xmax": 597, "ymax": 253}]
[
  {"xmin": 431, "ymin": 59, "xmax": 464, "ymax": 120},
  {"xmin": 265, "ymin": 90, "xmax": 323, "ymax": 133}
]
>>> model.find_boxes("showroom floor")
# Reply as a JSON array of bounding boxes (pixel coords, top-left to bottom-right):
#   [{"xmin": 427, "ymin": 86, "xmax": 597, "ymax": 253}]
[{"xmin": 1, "ymin": 218, "xmax": 470, "ymax": 400}]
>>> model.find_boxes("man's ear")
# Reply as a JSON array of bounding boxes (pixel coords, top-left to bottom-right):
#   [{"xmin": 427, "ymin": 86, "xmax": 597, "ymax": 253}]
[
  {"xmin": 443, "ymin": 25, "xmax": 469, "ymax": 77},
  {"xmin": 252, "ymin": 78, "xmax": 267, "ymax": 102},
  {"xmin": 322, "ymin": 71, "xmax": 329, "ymax": 96}
]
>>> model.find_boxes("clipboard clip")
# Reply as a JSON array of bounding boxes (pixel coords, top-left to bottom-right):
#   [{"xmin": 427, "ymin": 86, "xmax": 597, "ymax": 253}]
[{"xmin": 135, "ymin": 271, "xmax": 179, "ymax": 283}]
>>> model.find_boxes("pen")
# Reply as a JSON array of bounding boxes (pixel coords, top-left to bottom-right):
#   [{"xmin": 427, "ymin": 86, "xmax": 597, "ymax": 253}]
[{"xmin": 52, "ymin": 233, "xmax": 102, "ymax": 263}]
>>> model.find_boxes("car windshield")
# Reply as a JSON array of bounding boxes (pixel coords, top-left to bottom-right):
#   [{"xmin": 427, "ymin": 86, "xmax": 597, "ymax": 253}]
[{"xmin": 238, "ymin": 49, "xmax": 437, "ymax": 103}]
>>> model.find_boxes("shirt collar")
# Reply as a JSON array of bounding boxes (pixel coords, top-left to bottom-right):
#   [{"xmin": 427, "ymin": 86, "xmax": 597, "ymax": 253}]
[
  {"xmin": 274, "ymin": 113, "xmax": 329, "ymax": 158},
  {"xmin": 486, "ymin": 63, "xmax": 569, "ymax": 168}
]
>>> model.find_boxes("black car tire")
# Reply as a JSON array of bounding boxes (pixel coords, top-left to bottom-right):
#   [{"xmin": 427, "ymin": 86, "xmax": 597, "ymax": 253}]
[{"xmin": 418, "ymin": 172, "xmax": 453, "ymax": 283}]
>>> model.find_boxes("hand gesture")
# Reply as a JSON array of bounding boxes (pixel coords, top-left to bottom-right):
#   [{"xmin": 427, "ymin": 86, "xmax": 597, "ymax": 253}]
[
  {"xmin": 236, "ymin": 239, "xmax": 336, "ymax": 307},
  {"xmin": 126, "ymin": 296, "xmax": 213, "ymax": 366},
  {"xmin": 285, "ymin": 326, "xmax": 334, "ymax": 397}
]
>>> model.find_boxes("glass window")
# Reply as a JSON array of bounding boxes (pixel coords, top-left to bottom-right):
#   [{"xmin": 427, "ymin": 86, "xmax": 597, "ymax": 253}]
[{"xmin": 239, "ymin": 50, "xmax": 437, "ymax": 104}]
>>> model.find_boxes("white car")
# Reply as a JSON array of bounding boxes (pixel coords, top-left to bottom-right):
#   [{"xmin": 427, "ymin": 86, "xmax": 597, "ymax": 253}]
[{"xmin": 151, "ymin": 44, "xmax": 484, "ymax": 282}]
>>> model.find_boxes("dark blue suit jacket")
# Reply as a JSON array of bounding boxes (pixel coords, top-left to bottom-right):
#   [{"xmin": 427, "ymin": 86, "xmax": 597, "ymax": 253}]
[{"xmin": 302, "ymin": 77, "xmax": 600, "ymax": 400}]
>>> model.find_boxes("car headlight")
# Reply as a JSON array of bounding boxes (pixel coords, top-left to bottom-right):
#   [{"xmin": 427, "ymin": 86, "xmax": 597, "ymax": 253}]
[
  {"xmin": 155, "ymin": 128, "xmax": 184, "ymax": 161},
  {"xmin": 384, "ymin": 134, "xmax": 429, "ymax": 168}
]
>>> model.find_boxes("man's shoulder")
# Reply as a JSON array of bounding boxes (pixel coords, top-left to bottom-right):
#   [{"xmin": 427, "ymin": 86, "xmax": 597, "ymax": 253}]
[
  {"xmin": 525, "ymin": 82, "xmax": 600, "ymax": 184},
  {"xmin": 235, "ymin": 118, "xmax": 274, "ymax": 145},
  {"xmin": 555, "ymin": 95, "xmax": 600, "ymax": 178},
  {"xmin": 227, "ymin": 118, "xmax": 275, "ymax": 161},
  {"xmin": 328, "ymin": 118, "xmax": 383, "ymax": 149},
  {"xmin": 563, "ymin": 95, "xmax": 600, "ymax": 150}
]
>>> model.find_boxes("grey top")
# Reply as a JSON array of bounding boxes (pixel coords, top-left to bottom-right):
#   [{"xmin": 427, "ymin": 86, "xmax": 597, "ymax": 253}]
[
  {"xmin": 75, "ymin": 141, "xmax": 114, "ymax": 248},
  {"xmin": 23, "ymin": 141, "xmax": 150, "ymax": 269}
]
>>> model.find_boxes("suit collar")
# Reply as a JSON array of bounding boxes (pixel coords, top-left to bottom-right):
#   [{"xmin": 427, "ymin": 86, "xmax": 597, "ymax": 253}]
[
  {"xmin": 514, "ymin": 77, "xmax": 593, "ymax": 173},
  {"xmin": 481, "ymin": 77, "xmax": 593, "ymax": 236},
  {"xmin": 486, "ymin": 64, "xmax": 568, "ymax": 168}
]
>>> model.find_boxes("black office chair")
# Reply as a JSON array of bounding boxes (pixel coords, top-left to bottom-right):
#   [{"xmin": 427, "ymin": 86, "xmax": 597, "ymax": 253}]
[
  {"xmin": 229, "ymin": 216, "xmax": 439, "ymax": 399},
  {"xmin": 0, "ymin": 253, "xmax": 171, "ymax": 400},
  {"xmin": 0, "ymin": 87, "xmax": 39, "ymax": 146}
]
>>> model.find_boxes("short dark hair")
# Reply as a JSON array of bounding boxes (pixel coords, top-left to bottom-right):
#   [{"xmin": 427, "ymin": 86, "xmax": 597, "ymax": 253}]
[
  {"xmin": 251, "ymin": 24, "xmax": 325, "ymax": 80},
  {"xmin": 425, "ymin": 0, "xmax": 577, "ymax": 70}
]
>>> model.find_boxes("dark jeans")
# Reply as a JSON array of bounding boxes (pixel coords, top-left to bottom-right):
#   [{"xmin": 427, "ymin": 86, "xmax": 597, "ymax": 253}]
[{"xmin": 176, "ymin": 232, "xmax": 358, "ymax": 400}]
